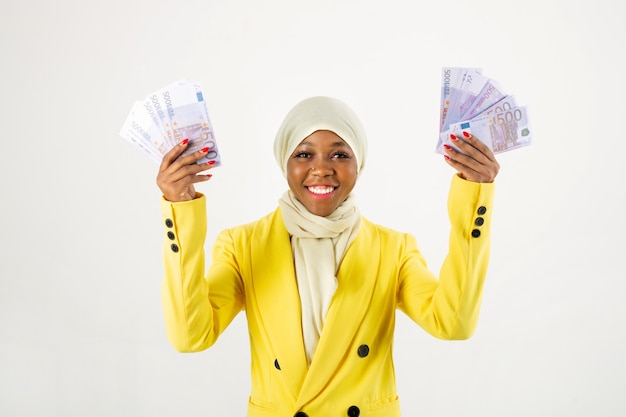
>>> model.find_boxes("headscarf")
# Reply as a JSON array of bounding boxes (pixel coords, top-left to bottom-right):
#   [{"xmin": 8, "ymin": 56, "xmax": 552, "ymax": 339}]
[
  {"xmin": 273, "ymin": 96, "xmax": 367, "ymax": 366},
  {"xmin": 273, "ymin": 96, "xmax": 368, "ymax": 176}
]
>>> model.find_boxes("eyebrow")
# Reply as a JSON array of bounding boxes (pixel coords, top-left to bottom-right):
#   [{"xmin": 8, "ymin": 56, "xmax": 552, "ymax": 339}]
[{"xmin": 298, "ymin": 141, "xmax": 350, "ymax": 148}]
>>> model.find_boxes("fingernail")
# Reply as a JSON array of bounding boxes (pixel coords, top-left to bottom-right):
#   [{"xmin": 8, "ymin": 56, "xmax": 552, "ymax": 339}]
[
  {"xmin": 443, "ymin": 144, "xmax": 452, "ymax": 150},
  {"xmin": 207, "ymin": 160, "xmax": 216, "ymax": 165},
  {"xmin": 180, "ymin": 138, "xmax": 189, "ymax": 146},
  {"xmin": 444, "ymin": 155, "xmax": 451, "ymax": 160},
  {"xmin": 200, "ymin": 147, "xmax": 209, "ymax": 153},
  {"xmin": 450, "ymin": 134, "xmax": 458, "ymax": 141},
  {"xmin": 463, "ymin": 131, "xmax": 471, "ymax": 138},
  {"xmin": 206, "ymin": 174, "xmax": 213, "ymax": 179}
]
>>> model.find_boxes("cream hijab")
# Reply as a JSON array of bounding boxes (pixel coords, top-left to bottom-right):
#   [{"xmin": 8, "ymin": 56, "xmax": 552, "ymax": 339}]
[{"xmin": 274, "ymin": 97, "xmax": 368, "ymax": 366}]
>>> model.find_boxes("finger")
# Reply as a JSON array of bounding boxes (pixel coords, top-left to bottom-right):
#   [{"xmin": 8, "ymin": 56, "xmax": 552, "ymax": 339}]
[
  {"xmin": 462, "ymin": 132, "xmax": 498, "ymax": 164},
  {"xmin": 170, "ymin": 172, "xmax": 212, "ymax": 192},
  {"xmin": 175, "ymin": 159, "xmax": 217, "ymax": 182},
  {"xmin": 175, "ymin": 169, "xmax": 214, "ymax": 195},
  {"xmin": 159, "ymin": 144, "xmax": 212, "ymax": 180},
  {"xmin": 443, "ymin": 145, "xmax": 498, "ymax": 183},
  {"xmin": 159, "ymin": 167, "xmax": 214, "ymax": 202},
  {"xmin": 159, "ymin": 138, "xmax": 190, "ymax": 173},
  {"xmin": 448, "ymin": 135, "xmax": 495, "ymax": 173},
  {"xmin": 157, "ymin": 147, "xmax": 213, "ymax": 194},
  {"xmin": 161, "ymin": 140, "xmax": 213, "ymax": 175},
  {"xmin": 166, "ymin": 146, "xmax": 209, "ymax": 173},
  {"xmin": 184, "ymin": 171, "xmax": 214, "ymax": 185},
  {"xmin": 458, "ymin": 134, "xmax": 500, "ymax": 180},
  {"xmin": 449, "ymin": 134, "xmax": 488, "ymax": 164},
  {"xmin": 163, "ymin": 150, "xmax": 216, "ymax": 183},
  {"xmin": 444, "ymin": 153, "xmax": 478, "ymax": 178},
  {"xmin": 455, "ymin": 132, "xmax": 497, "ymax": 164}
]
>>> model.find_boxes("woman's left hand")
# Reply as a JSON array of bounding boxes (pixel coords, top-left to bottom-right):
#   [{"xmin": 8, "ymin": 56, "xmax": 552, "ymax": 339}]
[{"xmin": 443, "ymin": 133, "xmax": 500, "ymax": 183}]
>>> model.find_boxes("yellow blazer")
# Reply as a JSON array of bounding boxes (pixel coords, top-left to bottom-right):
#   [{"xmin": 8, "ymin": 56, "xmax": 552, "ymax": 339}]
[{"xmin": 160, "ymin": 175, "xmax": 494, "ymax": 417}]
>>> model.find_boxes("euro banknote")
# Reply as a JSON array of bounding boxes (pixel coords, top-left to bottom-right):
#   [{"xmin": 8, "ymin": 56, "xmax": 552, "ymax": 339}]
[
  {"xmin": 440, "ymin": 67, "xmax": 482, "ymax": 131},
  {"xmin": 437, "ymin": 67, "xmax": 531, "ymax": 154},
  {"xmin": 437, "ymin": 105, "xmax": 532, "ymax": 154},
  {"xmin": 120, "ymin": 80, "xmax": 221, "ymax": 166},
  {"xmin": 119, "ymin": 101, "xmax": 167, "ymax": 162},
  {"xmin": 442, "ymin": 68, "xmax": 489, "ymax": 131},
  {"xmin": 459, "ymin": 78, "xmax": 507, "ymax": 121}
]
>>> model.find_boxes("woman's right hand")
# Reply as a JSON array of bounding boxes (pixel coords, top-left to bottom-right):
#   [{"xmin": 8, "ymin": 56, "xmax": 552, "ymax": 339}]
[{"xmin": 156, "ymin": 139, "xmax": 215, "ymax": 202}]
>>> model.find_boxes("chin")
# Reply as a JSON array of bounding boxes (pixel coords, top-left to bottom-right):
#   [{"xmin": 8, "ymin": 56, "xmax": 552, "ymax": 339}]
[{"xmin": 309, "ymin": 205, "xmax": 337, "ymax": 217}]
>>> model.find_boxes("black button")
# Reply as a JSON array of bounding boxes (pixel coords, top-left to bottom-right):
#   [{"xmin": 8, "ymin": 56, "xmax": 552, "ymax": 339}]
[
  {"xmin": 274, "ymin": 359, "xmax": 281, "ymax": 370},
  {"xmin": 477, "ymin": 206, "xmax": 487, "ymax": 215},
  {"xmin": 357, "ymin": 344, "xmax": 369, "ymax": 358},
  {"xmin": 165, "ymin": 219, "xmax": 173, "ymax": 228},
  {"xmin": 474, "ymin": 217, "xmax": 484, "ymax": 226},
  {"xmin": 348, "ymin": 405, "xmax": 360, "ymax": 417},
  {"xmin": 171, "ymin": 243, "xmax": 179, "ymax": 252},
  {"xmin": 294, "ymin": 412, "xmax": 308, "ymax": 417},
  {"xmin": 167, "ymin": 231, "xmax": 175, "ymax": 240},
  {"xmin": 471, "ymin": 229, "xmax": 481, "ymax": 238}
]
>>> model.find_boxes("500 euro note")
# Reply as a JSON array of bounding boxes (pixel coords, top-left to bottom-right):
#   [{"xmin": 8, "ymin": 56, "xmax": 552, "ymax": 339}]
[
  {"xmin": 440, "ymin": 67, "xmax": 482, "ymax": 132},
  {"xmin": 459, "ymin": 78, "xmax": 507, "ymax": 121},
  {"xmin": 119, "ymin": 101, "xmax": 168, "ymax": 162},
  {"xmin": 438, "ymin": 104, "xmax": 532, "ymax": 154},
  {"xmin": 169, "ymin": 99, "xmax": 221, "ymax": 166},
  {"xmin": 436, "ymin": 66, "xmax": 532, "ymax": 156},
  {"xmin": 144, "ymin": 80, "xmax": 198, "ymax": 146},
  {"xmin": 443, "ymin": 68, "xmax": 489, "ymax": 132},
  {"xmin": 120, "ymin": 80, "xmax": 221, "ymax": 166}
]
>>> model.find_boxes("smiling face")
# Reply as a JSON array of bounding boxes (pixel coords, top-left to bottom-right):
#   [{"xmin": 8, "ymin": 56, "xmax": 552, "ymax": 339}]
[{"xmin": 286, "ymin": 130, "xmax": 358, "ymax": 217}]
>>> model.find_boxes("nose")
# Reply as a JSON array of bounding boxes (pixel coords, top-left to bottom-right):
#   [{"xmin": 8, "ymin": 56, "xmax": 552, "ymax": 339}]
[{"xmin": 310, "ymin": 161, "xmax": 334, "ymax": 176}]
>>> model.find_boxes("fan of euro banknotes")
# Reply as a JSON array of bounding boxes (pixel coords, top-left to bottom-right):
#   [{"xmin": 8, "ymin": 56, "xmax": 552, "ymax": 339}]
[
  {"xmin": 119, "ymin": 80, "xmax": 221, "ymax": 166},
  {"xmin": 436, "ymin": 67, "xmax": 532, "ymax": 154}
]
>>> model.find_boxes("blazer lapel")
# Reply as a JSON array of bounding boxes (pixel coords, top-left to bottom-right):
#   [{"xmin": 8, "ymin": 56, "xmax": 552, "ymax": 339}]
[
  {"xmin": 249, "ymin": 209, "xmax": 309, "ymax": 399},
  {"xmin": 295, "ymin": 219, "xmax": 379, "ymax": 407}
]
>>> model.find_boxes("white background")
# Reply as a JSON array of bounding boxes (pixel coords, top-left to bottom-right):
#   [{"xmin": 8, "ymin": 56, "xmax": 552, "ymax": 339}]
[{"xmin": 1, "ymin": 0, "xmax": 624, "ymax": 415}]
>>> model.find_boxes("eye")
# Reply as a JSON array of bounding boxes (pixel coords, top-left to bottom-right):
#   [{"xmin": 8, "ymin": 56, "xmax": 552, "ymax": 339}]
[
  {"xmin": 332, "ymin": 152, "xmax": 351, "ymax": 159},
  {"xmin": 293, "ymin": 151, "xmax": 310, "ymax": 159}
]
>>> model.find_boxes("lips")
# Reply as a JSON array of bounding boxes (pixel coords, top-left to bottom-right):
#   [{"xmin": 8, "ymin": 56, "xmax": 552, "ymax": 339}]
[{"xmin": 307, "ymin": 186, "xmax": 335, "ymax": 195}]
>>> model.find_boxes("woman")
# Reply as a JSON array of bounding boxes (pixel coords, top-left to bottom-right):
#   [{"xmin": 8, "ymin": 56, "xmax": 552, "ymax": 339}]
[{"xmin": 156, "ymin": 96, "xmax": 499, "ymax": 417}]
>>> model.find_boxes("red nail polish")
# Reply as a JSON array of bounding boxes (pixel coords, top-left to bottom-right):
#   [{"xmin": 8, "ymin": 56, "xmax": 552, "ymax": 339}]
[
  {"xmin": 206, "ymin": 174, "xmax": 213, "ymax": 179},
  {"xmin": 463, "ymin": 131, "xmax": 471, "ymax": 138},
  {"xmin": 443, "ymin": 144, "xmax": 452, "ymax": 150},
  {"xmin": 207, "ymin": 160, "xmax": 216, "ymax": 165},
  {"xmin": 444, "ymin": 155, "xmax": 451, "ymax": 160},
  {"xmin": 450, "ymin": 134, "xmax": 458, "ymax": 141},
  {"xmin": 180, "ymin": 138, "xmax": 189, "ymax": 145},
  {"xmin": 200, "ymin": 147, "xmax": 209, "ymax": 153}
]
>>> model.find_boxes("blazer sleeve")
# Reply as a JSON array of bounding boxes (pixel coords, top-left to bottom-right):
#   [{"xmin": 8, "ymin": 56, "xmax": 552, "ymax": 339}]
[
  {"xmin": 160, "ymin": 194, "xmax": 245, "ymax": 352},
  {"xmin": 397, "ymin": 174, "xmax": 495, "ymax": 339}
]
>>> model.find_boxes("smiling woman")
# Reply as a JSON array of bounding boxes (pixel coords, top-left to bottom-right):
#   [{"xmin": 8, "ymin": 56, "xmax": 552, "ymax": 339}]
[
  {"xmin": 155, "ymin": 96, "xmax": 499, "ymax": 417},
  {"xmin": 285, "ymin": 131, "xmax": 357, "ymax": 217}
]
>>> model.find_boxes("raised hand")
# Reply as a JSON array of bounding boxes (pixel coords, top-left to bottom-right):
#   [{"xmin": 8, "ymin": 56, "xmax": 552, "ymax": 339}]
[
  {"xmin": 156, "ymin": 139, "xmax": 216, "ymax": 202},
  {"xmin": 443, "ymin": 133, "xmax": 499, "ymax": 183}
]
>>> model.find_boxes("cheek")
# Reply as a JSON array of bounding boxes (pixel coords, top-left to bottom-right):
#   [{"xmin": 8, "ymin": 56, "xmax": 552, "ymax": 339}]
[
  {"xmin": 340, "ymin": 165, "xmax": 358, "ymax": 186},
  {"xmin": 286, "ymin": 163, "xmax": 306, "ymax": 187}
]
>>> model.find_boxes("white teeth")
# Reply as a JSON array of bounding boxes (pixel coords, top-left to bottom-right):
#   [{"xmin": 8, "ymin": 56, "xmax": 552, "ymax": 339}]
[{"xmin": 308, "ymin": 186, "xmax": 335, "ymax": 195}]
